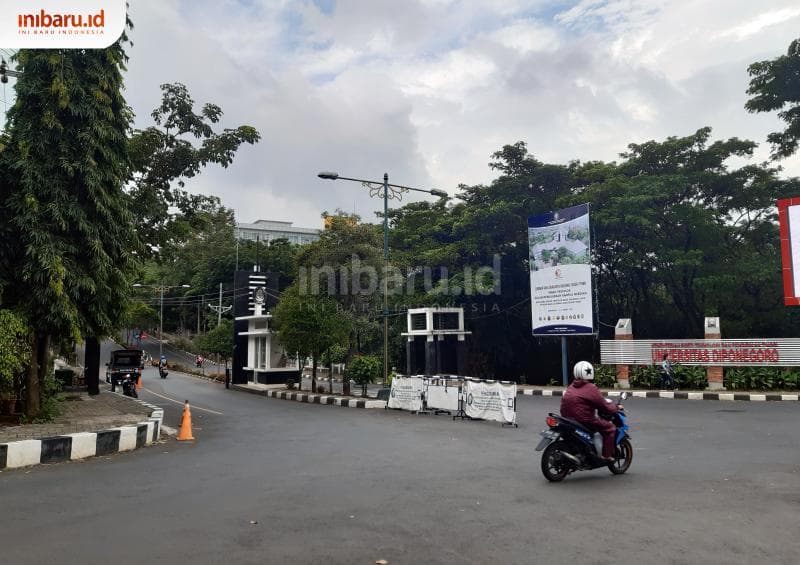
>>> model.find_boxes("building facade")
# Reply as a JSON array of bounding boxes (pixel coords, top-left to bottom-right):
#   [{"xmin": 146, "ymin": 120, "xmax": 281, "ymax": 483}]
[{"xmin": 237, "ymin": 219, "xmax": 320, "ymax": 245}]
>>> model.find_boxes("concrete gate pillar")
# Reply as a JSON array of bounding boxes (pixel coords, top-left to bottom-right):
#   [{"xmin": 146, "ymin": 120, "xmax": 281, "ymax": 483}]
[
  {"xmin": 614, "ymin": 319, "xmax": 632, "ymax": 389},
  {"xmin": 705, "ymin": 317, "xmax": 724, "ymax": 390}
]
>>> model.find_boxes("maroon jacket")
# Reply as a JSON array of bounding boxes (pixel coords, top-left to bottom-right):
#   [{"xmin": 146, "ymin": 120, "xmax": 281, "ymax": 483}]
[{"xmin": 560, "ymin": 380, "xmax": 618, "ymax": 424}]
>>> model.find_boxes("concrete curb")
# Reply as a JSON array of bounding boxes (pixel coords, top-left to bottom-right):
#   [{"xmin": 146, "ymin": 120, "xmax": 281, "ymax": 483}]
[
  {"xmin": 518, "ymin": 388, "xmax": 800, "ymax": 401},
  {"xmin": 0, "ymin": 395, "xmax": 164, "ymax": 471},
  {"xmin": 233, "ymin": 384, "xmax": 387, "ymax": 409}
]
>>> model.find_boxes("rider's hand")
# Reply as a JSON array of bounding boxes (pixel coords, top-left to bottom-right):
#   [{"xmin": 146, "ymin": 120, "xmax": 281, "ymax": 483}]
[{"xmin": 617, "ymin": 404, "xmax": 624, "ymax": 410}]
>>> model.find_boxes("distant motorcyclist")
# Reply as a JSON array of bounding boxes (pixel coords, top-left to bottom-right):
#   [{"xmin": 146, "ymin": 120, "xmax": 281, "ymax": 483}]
[{"xmin": 560, "ymin": 361, "xmax": 622, "ymax": 462}]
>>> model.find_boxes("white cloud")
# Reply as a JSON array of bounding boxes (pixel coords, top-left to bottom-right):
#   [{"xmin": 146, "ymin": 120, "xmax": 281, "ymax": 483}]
[
  {"xmin": 713, "ymin": 8, "xmax": 800, "ymax": 41},
  {"xmin": 118, "ymin": 0, "xmax": 800, "ymax": 230}
]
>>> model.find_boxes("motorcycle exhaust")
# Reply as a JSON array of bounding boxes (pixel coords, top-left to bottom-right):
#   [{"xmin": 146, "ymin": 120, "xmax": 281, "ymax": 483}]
[{"xmin": 559, "ymin": 451, "xmax": 583, "ymax": 467}]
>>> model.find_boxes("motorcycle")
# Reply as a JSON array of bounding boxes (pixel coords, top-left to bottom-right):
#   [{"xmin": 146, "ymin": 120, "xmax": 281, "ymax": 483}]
[
  {"xmin": 111, "ymin": 372, "xmax": 139, "ymax": 399},
  {"xmin": 535, "ymin": 392, "xmax": 632, "ymax": 482},
  {"xmin": 159, "ymin": 366, "xmax": 168, "ymax": 379}
]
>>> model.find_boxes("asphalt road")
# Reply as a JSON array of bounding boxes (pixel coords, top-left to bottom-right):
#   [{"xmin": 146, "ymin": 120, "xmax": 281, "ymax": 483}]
[{"xmin": 1, "ymin": 368, "xmax": 799, "ymax": 565}]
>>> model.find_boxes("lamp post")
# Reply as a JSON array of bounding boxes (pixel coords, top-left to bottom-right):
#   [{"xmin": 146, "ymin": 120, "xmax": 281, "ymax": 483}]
[
  {"xmin": 132, "ymin": 283, "xmax": 191, "ymax": 361},
  {"xmin": 317, "ymin": 171, "xmax": 448, "ymax": 385}
]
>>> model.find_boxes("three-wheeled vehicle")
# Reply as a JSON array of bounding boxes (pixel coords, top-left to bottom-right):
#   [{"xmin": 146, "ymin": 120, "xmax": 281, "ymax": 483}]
[{"xmin": 105, "ymin": 349, "xmax": 144, "ymax": 398}]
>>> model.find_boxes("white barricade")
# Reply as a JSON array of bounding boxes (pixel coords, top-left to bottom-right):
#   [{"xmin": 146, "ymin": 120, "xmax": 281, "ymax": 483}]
[
  {"xmin": 387, "ymin": 375, "xmax": 425, "ymax": 411},
  {"xmin": 425, "ymin": 376, "xmax": 460, "ymax": 413},
  {"xmin": 463, "ymin": 379, "xmax": 517, "ymax": 424}
]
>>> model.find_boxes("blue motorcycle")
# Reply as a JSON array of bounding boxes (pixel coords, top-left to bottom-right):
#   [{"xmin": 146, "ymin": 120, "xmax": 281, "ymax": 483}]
[{"xmin": 535, "ymin": 392, "xmax": 633, "ymax": 482}]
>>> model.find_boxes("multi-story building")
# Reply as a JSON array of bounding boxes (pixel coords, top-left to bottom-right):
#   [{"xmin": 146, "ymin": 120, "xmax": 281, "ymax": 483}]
[{"xmin": 237, "ymin": 219, "xmax": 321, "ymax": 245}]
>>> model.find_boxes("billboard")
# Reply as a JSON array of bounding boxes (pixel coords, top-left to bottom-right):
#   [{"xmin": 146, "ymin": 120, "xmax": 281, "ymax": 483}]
[
  {"xmin": 778, "ymin": 197, "xmax": 800, "ymax": 306},
  {"xmin": 528, "ymin": 203, "xmax": 593, "ymax": 335}
]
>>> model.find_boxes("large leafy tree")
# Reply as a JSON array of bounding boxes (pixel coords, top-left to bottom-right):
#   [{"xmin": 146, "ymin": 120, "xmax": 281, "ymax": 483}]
[
  {"xmin": 388, "ymin": 142, "xmax": 575, "ymax": 379},
  {"xmin": 128, "ymin": 83, "xmax": 261, "ymax": 256},
  {"xmin": 295, "ymin": 213, "xmax": 383, "ymax": 376},
  {"xmin": 745, "ymin": 37, "xmax": 800, "ymax": 159},
  {"xmin": 572, "ymin": 127, "xmax": 797, "ymax": 338},
  {"xmin": 0, "ymin": 44, "xmax": 139, "ymax": 416},
  {"xmin": 273, "ymin": 284, "xmax": 351, "ymax": 393}
]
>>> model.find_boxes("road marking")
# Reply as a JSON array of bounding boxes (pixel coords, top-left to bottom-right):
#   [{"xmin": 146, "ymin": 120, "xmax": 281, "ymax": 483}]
[{"xmin": 141, "ymin": 388, "xmax": 224, "ymax": 415}]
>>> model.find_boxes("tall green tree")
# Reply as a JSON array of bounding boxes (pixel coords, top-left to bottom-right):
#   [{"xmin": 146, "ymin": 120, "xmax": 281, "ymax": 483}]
[
  {"xmin": 295, "ymin": 213, "xmax": 383, "ymax": 387},
  {"xmin": 128, "ymin": 83, "xmax": 261, "ymax": 256},
  {"xmin": 195, "ymin": 318, "xmax": 234, "ymax": 368},
  {"xmin": 0, "ymin": 43, "xmax": 139, "ymax": 416},
  {"xmin": 746, "ymin": 37, "xmax": 800, "ymax": 159},
  {"xmin": 572, "ymin": 127, "xmax": 797, "ymax": 338},
  {"xmin": 273, "ymin": 284, "xmax": 351, "ymax": 393}
]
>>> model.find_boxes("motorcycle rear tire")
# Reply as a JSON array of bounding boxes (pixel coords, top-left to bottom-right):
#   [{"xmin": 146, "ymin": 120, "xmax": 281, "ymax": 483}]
[
  {"xmin": 608, "ymin": 438, "xmax": 633, "ymax": 475},
  {"xmin": 541, "ymin": 442, "xmax": 572, "ymax": 482}
]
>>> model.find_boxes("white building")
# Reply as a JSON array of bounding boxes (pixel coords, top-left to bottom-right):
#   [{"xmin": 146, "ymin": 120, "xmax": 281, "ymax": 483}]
[
  {"xmin": 235, "ymin": 286, "xmax": 299, "ymax": 384},
  {"xmin": 237, "ymin": 219, "xmax": 320, "ymax": 245}
]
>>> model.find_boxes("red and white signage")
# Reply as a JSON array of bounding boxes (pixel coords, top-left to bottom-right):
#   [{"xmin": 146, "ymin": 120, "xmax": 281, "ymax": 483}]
[
  {"xmin": 601, "ymin": 339, "xmax": 800, "ymax": 367},
  {"xmin": 778, "ymin": 197, "xmax": 800, "ymax": 306}
]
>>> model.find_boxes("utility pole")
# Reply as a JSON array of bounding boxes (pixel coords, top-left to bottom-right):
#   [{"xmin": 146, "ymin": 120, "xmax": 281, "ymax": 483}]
[{"xmin": 208, "ymin": 282, "xmax": 232, "ymax": 325}]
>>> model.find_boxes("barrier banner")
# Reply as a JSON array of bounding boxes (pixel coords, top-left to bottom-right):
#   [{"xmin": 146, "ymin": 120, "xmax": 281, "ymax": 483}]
[
  {"xmin": 425, "ymin": 378, "xmax": 460, "ymax": 412},
  {"xmin": 464, "ymin": 380, "xmax": 516, "ymax": 424},
  {"xmin": 387, "ymin": 376, "xmax": 424, "ymax": 411}
]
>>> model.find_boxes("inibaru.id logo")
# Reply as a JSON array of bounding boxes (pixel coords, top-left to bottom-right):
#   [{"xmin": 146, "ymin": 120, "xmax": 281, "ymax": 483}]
[{"xmin": 18, "ymin": 9, "xmax": 105, "ymax": 34}]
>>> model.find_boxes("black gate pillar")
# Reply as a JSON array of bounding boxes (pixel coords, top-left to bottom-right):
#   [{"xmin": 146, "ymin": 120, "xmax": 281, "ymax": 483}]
[{"xmin": 85, "ymin": 336, "xmax": 100, "ymax": 395}]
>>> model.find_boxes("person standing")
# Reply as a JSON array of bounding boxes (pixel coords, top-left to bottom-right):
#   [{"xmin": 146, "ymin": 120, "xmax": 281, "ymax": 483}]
[{"xmin": 660, "ymin": 353, "xmax": 675, "ymax": 390}]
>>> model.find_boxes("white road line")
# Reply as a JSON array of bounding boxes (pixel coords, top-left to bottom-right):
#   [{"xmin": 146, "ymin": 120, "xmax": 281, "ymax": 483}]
[{"xmin": 141, "ymin": 388, "xmax": 224, "ymax": 415}]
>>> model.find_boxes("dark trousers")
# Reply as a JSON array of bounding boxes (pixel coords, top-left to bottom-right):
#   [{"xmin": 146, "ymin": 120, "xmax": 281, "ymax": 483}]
[
  {"xmin": 660, "ymin": 372, "xmax": 675, "ymax": 389},
  {"xmin": 587, "ymin": 417, "xmax": 617, "ymax": 458}
]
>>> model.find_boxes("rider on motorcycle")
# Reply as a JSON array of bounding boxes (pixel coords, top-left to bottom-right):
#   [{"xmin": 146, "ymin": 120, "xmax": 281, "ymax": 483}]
[{"xmin": 560, "ymin": 361, "xmax": 623, "ymax": 462}]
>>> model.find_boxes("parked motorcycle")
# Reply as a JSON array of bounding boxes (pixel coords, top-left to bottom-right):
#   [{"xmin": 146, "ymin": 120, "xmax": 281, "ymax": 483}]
[
  {"xmin": 110, "ymin": 372, "xmax": 139, "ymax": 399},
  {"xmin": 535, "ymin": 392, "xmax": 632, "ymax": 482}
]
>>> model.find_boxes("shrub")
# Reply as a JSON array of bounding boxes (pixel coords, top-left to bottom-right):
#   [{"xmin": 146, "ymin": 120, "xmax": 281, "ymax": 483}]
[
  {"xmin": 673, "ymin": 365, "xmax": 707, "ymax": 390},
  {"xmin": 725, "ymin": 367, "xmax": 799, "ymax": 391},
  {"xmin": 172, "ymin": 336, "xmax": 197, "ymax": 354},
  {"xmin": 593, "ymin": 365, "xmax": 617, "ymax": 388},
  {"xmin": 629, "ymin": 365, "xmax": 661, "ymax": 389},
  {"xmin": 0, "ymin": 310, "xmax": 31, "ymax": 397},
  {"xmin": 316, "ymin": 384, "xmax": 326, "ymax": 394},
  {"xmin": 346, "ymin": 355, "xmax": 381, "ymax": 397},
  {"xmin": 286, "ymin": 379, "xmax": 296, "ymax": 390}
]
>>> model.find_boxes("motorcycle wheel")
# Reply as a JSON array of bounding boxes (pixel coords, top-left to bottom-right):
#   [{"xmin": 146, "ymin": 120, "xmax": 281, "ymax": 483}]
[
  {"xmin": 541, "ymin": 442, "xmax": 572, "ymax": 482},
  {"xmin": 608, "ymin": 438, "xmax": 633, "ymax": 475}
]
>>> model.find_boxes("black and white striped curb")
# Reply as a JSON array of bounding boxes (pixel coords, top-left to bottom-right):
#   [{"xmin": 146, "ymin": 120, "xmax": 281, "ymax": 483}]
[
  {"xmin": 0, "ymin": 398, "xmax": 164, "ymax": 471},
  {"xmin": 233, "ymin": 385, "xmax": 386, "ymax": 409},
  {"xmin": 518, "ymin": 389, "xmax": 800, "ymax": 401}
]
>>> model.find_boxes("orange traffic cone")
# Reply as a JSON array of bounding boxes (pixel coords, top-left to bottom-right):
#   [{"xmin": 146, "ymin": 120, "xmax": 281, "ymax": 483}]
[
  {"xmin": 136, "ymin": 373, "xmax": 143, "ymax": 390},
  {"xmin": 177, "ymin": 400, "xmax": 195, "ymax": 441}
]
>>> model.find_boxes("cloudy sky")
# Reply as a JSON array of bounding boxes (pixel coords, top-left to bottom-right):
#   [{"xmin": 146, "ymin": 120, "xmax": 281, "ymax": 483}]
[{"xmin": 121, "ymin": 0, "xmax": 800, "ymax": 229}]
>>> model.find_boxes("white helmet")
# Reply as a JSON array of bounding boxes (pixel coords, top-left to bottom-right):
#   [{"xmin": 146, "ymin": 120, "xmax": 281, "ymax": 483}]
[{"xmin": 573, "ymin": 361, "xmax": 594, "ymax": 381}]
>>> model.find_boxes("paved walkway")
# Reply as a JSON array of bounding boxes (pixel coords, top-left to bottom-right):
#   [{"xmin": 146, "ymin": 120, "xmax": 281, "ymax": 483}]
[{"xmin": 0, "ymin": 385, "xmax": 152, "ymax": 442}]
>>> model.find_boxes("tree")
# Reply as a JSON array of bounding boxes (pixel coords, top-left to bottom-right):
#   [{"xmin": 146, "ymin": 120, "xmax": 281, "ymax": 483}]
[
  {"xmin": 571, "ymin": 127, "xmax": 797, "ymax": 338},
  {"xmin": 128, "ymin": 83, "xmax": 261, "ymax": 255},
  {"xmin": 746, "ymin": 37, "xmax": 800, "ymax": 159},
  {"xmin": 345, "ymin": 355, "xmax": 381, "ymax": 398},
  {"xmin": 195, "ymin": 318, "xmax": 234, "ymax": 371},
  {"xmin": 273, "ymin": 284, "xmax": 351, "ymax": 393},
  {"xmin": 0, "ymin": 43, "xmax": 139, "ymax": 417},
  {"xmin": 294, "ymin": 212, "xmax": 383, "ymax": 393}
]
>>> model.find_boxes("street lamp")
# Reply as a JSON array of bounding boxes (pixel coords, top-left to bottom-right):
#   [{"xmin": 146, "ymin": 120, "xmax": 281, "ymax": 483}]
[
  {"xmin": 132, "ymin": 283, "xmax": 191, "ymax": 361},
  {"xmin": 317, "ymin": 171, "xmax": 448, "ymax": 386}
]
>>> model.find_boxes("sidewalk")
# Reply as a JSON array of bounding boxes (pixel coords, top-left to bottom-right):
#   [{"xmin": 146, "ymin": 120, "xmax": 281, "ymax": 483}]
[
  {"xmin": 517, "ymin": 384, "xmax": 800, "ymax": 401},
  {"xmin": 0, "ymin": 385, "xmax": 164, "ymax": 470}
]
